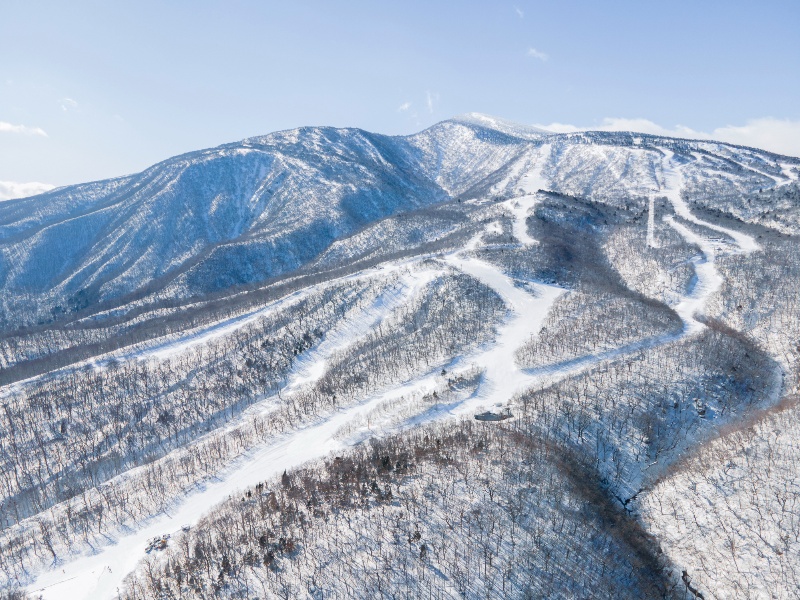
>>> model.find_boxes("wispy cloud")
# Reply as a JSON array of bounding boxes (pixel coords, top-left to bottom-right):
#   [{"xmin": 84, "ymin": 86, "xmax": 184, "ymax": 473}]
[
  {"xmin": 535, "ymin": 118, "xmax": 698, "ymax": 137},
  {"xmin": 533, "ymin": 117, "xmax": 800, "ymax": 157},
  {"xmin": 527, "ymin": 47, "xmax": 548, "ymax": 62},
  {"xmin": 514, "ymin": 6, "xmax": 524, "ymax": 18},
  {"xmin": 398, "ymin": 101, "xmax": 412, "ymax": 112},
  {"xmin": 712, "ymin": 118, "xmax": 800, "ymax": 158},
  {"xmin": 0, "ymin": 121, "xmax": 48, "ymax": 137},
  {"xmin": 60, "ymin": 97, "xmax": 78, "ymax": 112},
  {"xmin": 426, "ymin": 91, "xmax": 440, "ymax": 114},
  {"xmin": 0, "ymin": 180, "xmax": 55, "ymax": 201}
]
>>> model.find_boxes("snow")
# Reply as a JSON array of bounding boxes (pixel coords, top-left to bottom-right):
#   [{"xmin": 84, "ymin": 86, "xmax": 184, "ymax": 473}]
[
  {"xmin": 132, "ymin": 297, "xmax": 302, "ymax": 362},
  {"xmin": 646, "ymin": 193, "xmax": 657, "ymax": 248},
  {"xmin": 663, "ymin": 217, "xmax": 724, "ymax": 335},
  {"xmin": 662, "ymin": 150, "xmax": 760, "ymax": 253},
  {"xmin": 501, "ymin": 144, "xmax": 551, "ymax": 246},
  {"xmin": 780, "ymin": 162, "xmax": 799, "ymax": 183},
  {"xmin": 442, "ymin": 252, "xmax": 564, "ymax": 416},
  {"xmin": 25, "ymin": 175, "xmax": 565, "ymax": 600},
  {"xmin": 452, "ymin": 113, "xmax": 549, "ymax": 139},
  {"xmin": 28, "ymin": 376, "xmax": 444, "ymax": 600},
  {"xmin": 659, "ymin": 149, "xmax": 760, "ymax": 334},
  {"xmin": 17, "ymin": 134, "xmax": 782, "ymax": 600},
  {"xmin": 641, "ymin": 397, "xmax": 800, "ymax": 599},
  {"xmin": 517, "ymin": 143, "xmax": 764, "ymax": 377},
  {"xmin": 26, "ymin": 262, "xmax": 442, "ymax": 599},
  {"xmin": 93, "ymin": 261, "xmax": 415, "ymax": 367},
  {"xmin": 283, "ymin": 267, "xmax": 440, "ymax": 394},
  {"xmin": 519, "ymin": 144, "xmax": 551, "ymax": 196}
]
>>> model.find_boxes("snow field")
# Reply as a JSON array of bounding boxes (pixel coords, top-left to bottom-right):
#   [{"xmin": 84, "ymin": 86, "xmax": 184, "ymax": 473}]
[{"xmin": 22, "ymin": 142, "xmax": 783, "ymax": 599}]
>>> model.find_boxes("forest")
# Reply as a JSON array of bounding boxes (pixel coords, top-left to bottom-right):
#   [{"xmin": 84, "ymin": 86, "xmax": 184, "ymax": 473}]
[{"xmin": 1, "ymin": 117, "xmax": 799, "ymax": 599}]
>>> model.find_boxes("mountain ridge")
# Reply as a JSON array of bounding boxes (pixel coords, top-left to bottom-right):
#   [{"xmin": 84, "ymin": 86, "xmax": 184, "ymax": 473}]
[
  {"xmin": 0, "ymin": 115, "xmax": 797, "ymax": 338},
  {"xmin": 1, "ymin": 114, "xmax": 800, "ymax": 599}
]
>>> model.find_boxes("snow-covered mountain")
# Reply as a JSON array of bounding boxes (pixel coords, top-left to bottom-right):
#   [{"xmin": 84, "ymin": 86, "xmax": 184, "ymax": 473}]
[
  {"xmin": 1, "ymin": 114, "xmax": 796, "ymax": 334},
  {"xmin": 2, "ymin": 115, "xmax": 800, "ymax": 599}
]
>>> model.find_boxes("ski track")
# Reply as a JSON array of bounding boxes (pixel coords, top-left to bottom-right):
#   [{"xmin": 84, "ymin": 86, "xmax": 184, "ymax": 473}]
[
  {"xmin": 119, "ymin": 263, "xmax": 412, "ymax": 365},
  {"xmin": 1, "ymin": 262, "xmax": 418, "ymax": 399},
  {"xmin": 503, "ymin": 143, "xmax": 550, "ymax": 246},
  {"xmin": 662, "ymin": 150, "xmax": 760, "ymax": 253},
  {"xmin": 283, "ymin": 267, "xmax": 440, "ymax": 395},
  {"xmin": 25, "ymin": 147, "xmax": 762, "ymax": 599},
  {"xmin": 660, "ymin": 149, "xmax": 758, "ymax": 334},
  {"xmin": 780, "ymin": 162, "xmax": 798, "ymax": 183}
]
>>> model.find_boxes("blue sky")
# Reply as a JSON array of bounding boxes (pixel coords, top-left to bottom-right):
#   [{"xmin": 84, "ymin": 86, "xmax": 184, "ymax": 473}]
[{"xmin": 1, "ymin": 0, "xmax": 799, "ymax": 195}]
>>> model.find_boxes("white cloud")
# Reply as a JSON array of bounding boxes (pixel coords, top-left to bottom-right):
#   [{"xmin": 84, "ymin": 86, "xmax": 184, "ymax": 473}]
[
  {"xmin": 515, "ymin": 6, "xmax": 524, "ymax": 18},
  {"xmin": 535, "ymin": 118, "xmax": 701, "ymax": 137},
  {"xmin": 426, "ymin": 91, "xmax": 440, "ymax": 114},
  {"xmin": 712, "ymin": 118, "xmax": 800, "ymax": 158},
  {"xmin": 527, "ymin": 47, "xmax": 548, "ymax": 62},
  {"xmin": 0, "ymin": 121, "xmax": 48, "ymax": 137},
  {"xmin": 0, "ymin": 180, "xmax": 55, "ymax": 201},
  {"xmin": 398, "ymin": 101, "xmax": 412, "ymax": 112},
  {"xmin": 533, "ymin": 122, "xmax": 582, "ymax": 134},
  {"xmin": 60, "ymin": 97, "xmax": 78, "ymax": 112},
  {"xmin": 533, "ymin": 117, "xmax": 800, "ymax": 157}
]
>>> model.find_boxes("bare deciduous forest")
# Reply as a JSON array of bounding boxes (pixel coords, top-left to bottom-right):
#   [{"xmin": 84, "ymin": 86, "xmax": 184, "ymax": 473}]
[{"xmin": 1, "ymin": 117, "xmax": 799, "ymax": 599}]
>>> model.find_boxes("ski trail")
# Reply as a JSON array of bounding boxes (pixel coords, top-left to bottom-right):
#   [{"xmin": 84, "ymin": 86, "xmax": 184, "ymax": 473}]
[
  {"xmin": 504, "ymin": 143, "xmax": 551, "ymax": 246},
  {"xmin": 283, "ymin": 267, "xmax": 439, "ymax": 394},
  {"xmin": 434, "ymin": 145, "xmax": 564, "ymax": 414},
  {"xmin": 663, "ymin": 217, "xmax": 724, "ymax": 335},
  {"xmin": 80, "ymin": 260, "xmax": 416, "ymax": 370},
  {"xmin": 689, "ymin": 151, "xmax": 798, "ymax": 191},
  {"xmin": 661, "ymin": 149, "xmax": 760, "ymax": 253},
  {"xmin": 442, "ymin": 252, "xmax": 564, "ymax": 415},
  {"xmin": 27, "ymin": 375, "xmax": 444, "ymax": 600},
  {"xmin": 517, "ymin": 146, "xmax": 766, "ymax": 378},
  {"xmin": 780, "ymin": 162, "xmax": 798, "ymax": 183},
  {"xmin": 128, "ymin": 266, "xmax": 397, "ymax": 364},
  {"xmin": 135, "ymin": 291, "xmax": 310, "ymax": 363},
  {"xmin": 26, "ymin": 161, "xmax": 566, "ymax": 600},
  {"xmin": 27, "ymin": 256, "xmax": 553, "ymax": 600},
  {"xmin": 660, "ymin": 148, "xmax": 760, "ymax": 334},
  {"xmin": 522, "ymin": 329, "xmax": 681, "ymax": 383}
]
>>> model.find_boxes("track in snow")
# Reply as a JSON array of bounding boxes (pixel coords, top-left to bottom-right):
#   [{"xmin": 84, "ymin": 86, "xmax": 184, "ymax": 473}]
[
  {"xmin": 504, "ymin": 143, "xmax": 550, "ymax": 246},
  {"xmin": 660, "ymin": 150, "xmax": 758, "ymax": 334}
]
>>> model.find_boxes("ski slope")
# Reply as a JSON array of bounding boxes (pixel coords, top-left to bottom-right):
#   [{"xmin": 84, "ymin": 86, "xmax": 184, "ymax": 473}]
[
  {"xmin": 25, "ymin": 168, "xmax": 563, "ymax": 599},
  {"xmin": 661, "ymin": 150, "xmax": 759, "ymax": 334},
  {"xmin": 503, "ymin": 143, "xmax": 551, "ymax": 246},
  {"xmin": 663, "ymin": 149, "xmax": 760, "ymax": 253},
  {"xmin": 24, "ymin": 148, "xmax": 767, "ymax": 598}
]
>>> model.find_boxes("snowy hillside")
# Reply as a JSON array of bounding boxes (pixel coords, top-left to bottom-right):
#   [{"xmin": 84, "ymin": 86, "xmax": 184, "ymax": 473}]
[{"xmin": 1, "ymin": 114, "xmax": 799, "ymax": 599}]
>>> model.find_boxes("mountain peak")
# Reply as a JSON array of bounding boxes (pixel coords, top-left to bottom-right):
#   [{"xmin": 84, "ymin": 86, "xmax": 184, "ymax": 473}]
[{"xmin": 449, "ymin": 113, "xmax": 549, "ymax": 139}]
